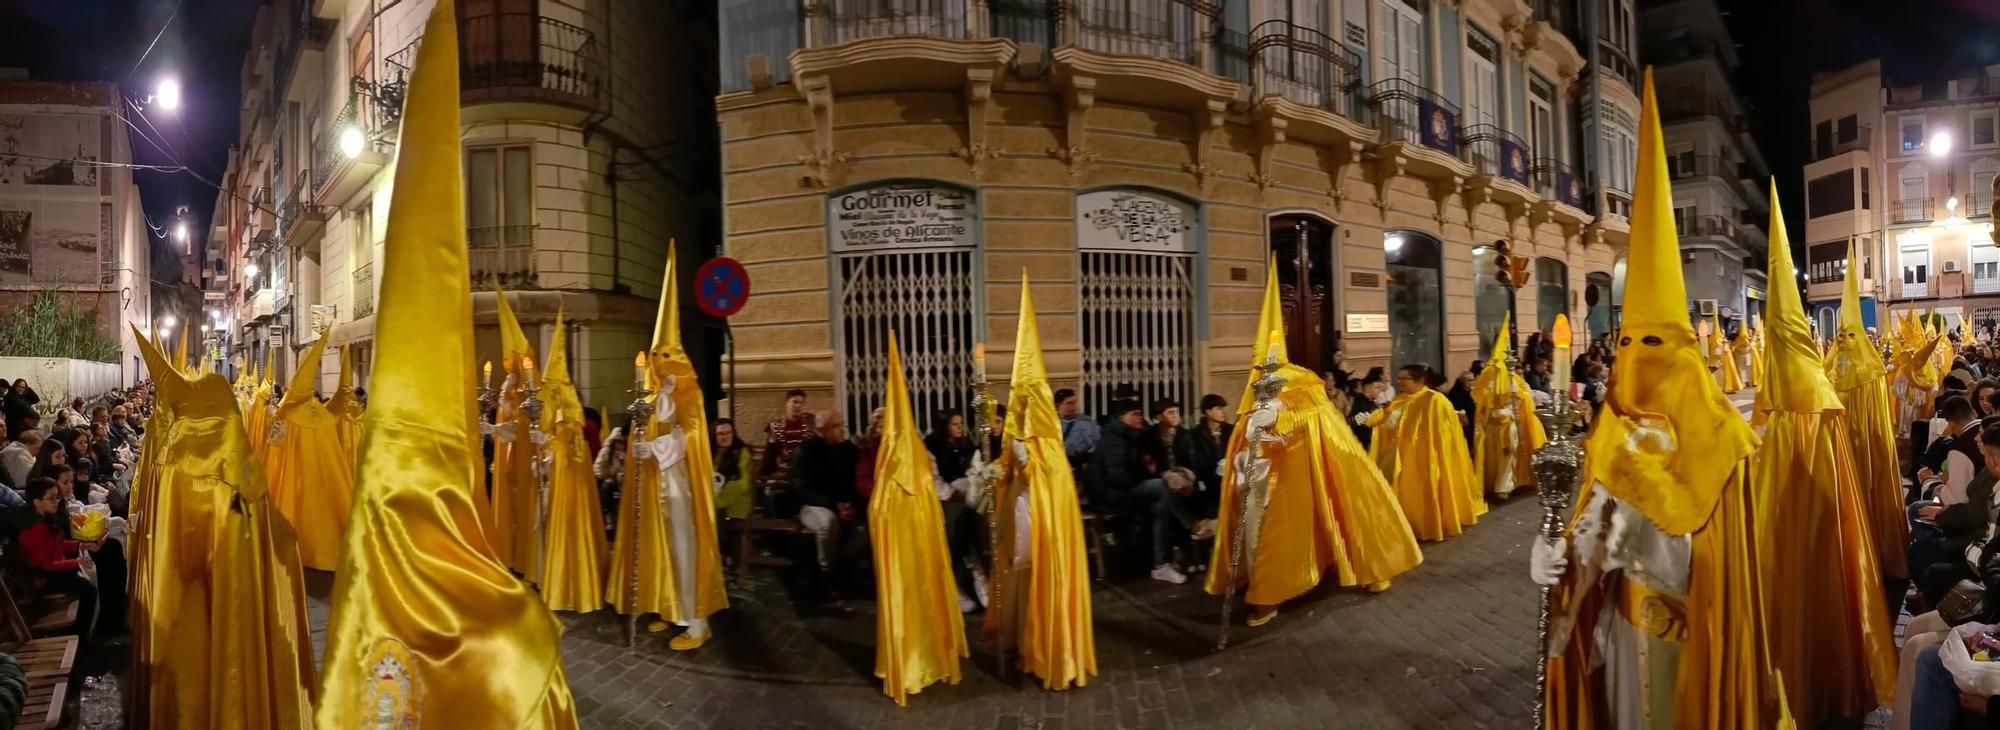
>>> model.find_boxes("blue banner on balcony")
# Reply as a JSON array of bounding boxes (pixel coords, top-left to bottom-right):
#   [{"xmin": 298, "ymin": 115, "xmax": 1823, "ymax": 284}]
[
  {"xmin": 1417, "ymin": 98, "xmax": 1456, "ymax": 154},
  {"xmin": 1558, "ymin": 172, "xmax": 1583, "ymax": 208},
  {"xmin": 1500, "ymin": 140, "xmax": 1529, "ymax": 185}
]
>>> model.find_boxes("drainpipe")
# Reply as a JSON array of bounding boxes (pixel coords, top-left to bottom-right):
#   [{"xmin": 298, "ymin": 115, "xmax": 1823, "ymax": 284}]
[{"xmin": 1584, "ymin": 0, "xmax": 1601, "ymax": 221}]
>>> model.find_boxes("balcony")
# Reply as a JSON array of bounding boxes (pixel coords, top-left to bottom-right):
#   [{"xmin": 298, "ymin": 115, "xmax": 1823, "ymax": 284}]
[
  {"xmin": 1250, "ymin": 20, "xmax": 1365, "ymax": 121},
  {"xmin": 277, "ymin": 169, "xmax": 327, "ymax": 245},
  {"xmin": 1064, "ymin": 0, "xmax": 1216, "ymax": 67},
  {"xmin": 248, "ymin": 289, "xmax": 276, "ymax": 323},
  {"xmin": 469, "ymin": 225, "xmax": 539, "ymax": 290},
  {"xmin": 821, "ymin": 0, "xmax": 968, "ymax": 44},
  {"xmin": 458, "ymin": 13, "xmax": 603, "ymax": 116},
  {"xmin": 1894, "ymin": 197, "xmax": 1935, "ymax": 224},
  {"xmin": 1669, "ymin": 154, "xmax": 1739, "ymax": 183},
  {"xmin": 1461, "ymin": 124, "xmax": 1536, "ymax": 208},
  {"xmin": 1974, "ymin": 189, "xmax": 1994, "ymax": 219},
  {"xmin": 1367, "ymin": 78, "xmax": 1469, "ymax": 183},
  {"xmin": 1657, "ymin": 91, "xmax": 1744, "ymax": 131},
  {"xmin": 1812, "ymin": 123, "xmax": 1872, "ymax": 162},
  {"xmin": 351, "ymin": 261, "xmax": 375, "ymax": 319},
  {"xmin": 1682, "ymin": 214, "xmax": 1755, "ymax": 252},
  {"xmin": 1597, "ymin": 41, "xmax": 1639, "ymax": 89}
]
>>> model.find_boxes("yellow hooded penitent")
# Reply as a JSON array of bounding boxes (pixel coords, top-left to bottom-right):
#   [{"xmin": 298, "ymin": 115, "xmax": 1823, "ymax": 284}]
[
  {"xmin": 537, "ymin": 309, "xmax": 608, "ymax": 613},
  {"xmin": 128, "ymin": 329, "xmax": 315, "ymax": 729},
  {"xmin": 1205, "ymin": 265, "xmax": 1420, "ymax": 605},
  {"xmin": 490, "ymin": 283, "xmax": 537, "ymax": 573},
  {"xmin": 606, "ymin": 239, "xmax": 729, "ymax": 624},
  {"xmin": 985, "ymin": 271, "xmax": 1098, "ymax": 690},
  {"xmin": 265, "ymin": 334, "xmax": 356, "ymax": 572},
  {"xmin": 1471, "ymin": 312, "xmax": 1547, "ymax": 497},
  {"xmin": 1751, "ymin": 180, "xmax": 1896, "ymax": 722},
  {"xmin": 1826, "ymin": 239, "xmax": 1907, "ymax": 583},
  {"xmin": 245, "ymin": 348, "xmax": 275, "ymax": 456},
  {"xmin": 313, "ymin": 1, "xmax": 577, "ymax": 725},
  {"xmin": 870, "ymin": 331, "xmax": 968, "ymax": 705},
  {"xmin": 1365, "ymin": 288, "xmax": 1482, "ymax": 540},
  {"xmin": 1546, "ymin": 68, "xmax": 1792, "ymax": 730},
  {"xmin": 325, "ymin": 345, "xmax": 363, "ymax": 463}
]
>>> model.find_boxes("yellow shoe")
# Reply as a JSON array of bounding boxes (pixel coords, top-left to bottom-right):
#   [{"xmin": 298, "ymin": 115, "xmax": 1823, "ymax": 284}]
[
  {"xmin": 647, "ymin": 620, "xmax": 671, "ymax": 633},
  {"xmin": 1367, "ymin": 581, "xmax": 1392, "ymax": 594},
  {"xmin": 669, "ymin": 632, "xmax": 708, "ymax": 651},
  {"xmin": 1246, "ymin": 606, "xmax": 1279, "ymax": 627}
]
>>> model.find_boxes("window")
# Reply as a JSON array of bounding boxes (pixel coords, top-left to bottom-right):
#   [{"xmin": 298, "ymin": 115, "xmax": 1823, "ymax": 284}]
[
  {"xmin": 1807, "ymin": 170, "xmax": 1855, "ymax": 218},
  {"xmin": 831, "ymin": 182, "xmax": 981, "ymax": 424},
  {"xmin": 466, "ymin": 145, "xmax": 534, "ymax": 233},
  {"xmin": 1973, "ymin": 159, "xmax": 1998, "ymax": 217},
  {"xmin": 1605, "ymin": 0, "xmax": 1633, "ymax": 51},
  {"xmin": 1673, "ymin": 204, "xmax": 1696, "ymax": 232},
  {"xmin": 1529, "ymin": 74, "xmax": 1555, "ymax": 160},
  {"xmin": 1861, "ymin": 167, "xmax": 1871, "ymax": 210},
  {"xmin": 1077, "ymin": 189, "xmax": 1200, "ymax": 412},
  {"xmin": 1605, "ymin": 126, "xmax": 1636, "ymax": 192},
  {"xmin": 1975, "ymin": 110, "xmax": 1997, "ymax": 149},
  {"xmin": 1839, "ymin": 114, "xmax": 1859, "ymax": 144},
  {"xmin": 1816, "ymin": 120, "xmax": 1833, "ymax": 160},
  {"xmin": 1465, "ymin": 26, "xmax": 1500, "ymax": 129},
  {"xmin": 1903, "ymin": 116, "xmax": 1928, "ymax": 152},
  {"xmin": 1378, "ymin": 0, "xmax": 1425, "ymax": 85},
  {"xmin": 1902, "ymin": 239, "xmax": 1931, "ymax": 297},
  {"xmin": 1899, "ymin": 165, "xmax": 1930, "ymax": 221},
  {"xmin": 1976, "ymin": 242, "xmax": 2000, "ymax": 294},
  {"xmin": 1808, "ymin": 241, "xmax": 1848, "ymax": 285}
]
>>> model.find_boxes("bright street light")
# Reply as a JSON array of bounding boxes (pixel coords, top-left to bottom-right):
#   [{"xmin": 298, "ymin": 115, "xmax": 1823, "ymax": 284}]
[
  {"xmin": 156, "ymin": 79, "xmax": 180, "ymax": 112},
  {"xmin": 1932, "ymin": 130, "xmax": 1954, "ymax": 157},
  {"xmin": 1950, "ymin": 196, "xmax": 1962, "ymax": 214},
  {"xmin": 162, "ymin": 314, "xmax": 175, "ymax": 328},
  {"xmin": 339, "ymin": 126, "xmax": 365, "ymax": 159},
  {"xmin": 174, "ymin": 222, "xmax": 187, "ymax": 243},
  {"xmin": 200, "ymin": 323, "xmax": 209, "ymax": 333},
  {"xmin": 245, "ymin": 263, "xmax": 260, "ymax": 278}
]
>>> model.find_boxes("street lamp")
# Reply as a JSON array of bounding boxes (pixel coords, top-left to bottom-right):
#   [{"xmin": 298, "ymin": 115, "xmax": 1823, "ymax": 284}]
[
  {"xmin": 339, "ymin": 126, "xmax": 365, "ymax": 159},
  {"xmin": 174, "ymin": 222, "xmax": 187, "ymax": 244},
  {"xmin": 156, "ymin": 79, "xmax": 180, "ymax": 112},
  {"xmin": 1932, "ymin": 130, "xmax": 1955, "ymax": 158},
  {"xmin": 245, "ymin": 263, "xmax": 260, "ymax": 279},
  {"xmin": 162, "ymin": 314, "xmax": 175, "ymax": 328}
]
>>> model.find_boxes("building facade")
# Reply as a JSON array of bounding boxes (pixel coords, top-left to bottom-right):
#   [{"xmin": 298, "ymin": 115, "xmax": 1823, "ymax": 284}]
[
  {"xmin": 0, "ymin": 75, "xmax": 156, "ymax": 384},
  {"xmin": 1804, "ymin": 60, "xmax": 2000, "ymax": 335},
  {"xmin": 1637, "ymin": 0, "xmax": 1769, "ymax": 329},
  {"xmin": 715, "ymin": 0, "xmax": 1649, "ymax": 430},
  {"xmin": 210, "ymin": 0, "xmax": 716, "ymax": 412}
]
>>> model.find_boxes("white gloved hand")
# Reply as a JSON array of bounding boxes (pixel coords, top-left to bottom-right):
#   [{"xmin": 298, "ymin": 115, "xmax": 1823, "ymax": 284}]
[
  {"xmin": 494, "ymin": 422, "xmax": 519, "ymax": 444},
  {"xmin": 1530, "ymin": 535, "xmax": 1569, "ymax": 586},
  {"xmin": 1010, "ymin": 438, "xmax": 1029, "ymax": 466}
]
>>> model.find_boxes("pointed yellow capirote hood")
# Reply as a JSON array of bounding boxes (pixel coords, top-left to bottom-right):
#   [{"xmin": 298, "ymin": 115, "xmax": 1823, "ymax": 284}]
[{"xmin": 1757, "ymin": 178, "xmax": 1843, "ymax": 414}]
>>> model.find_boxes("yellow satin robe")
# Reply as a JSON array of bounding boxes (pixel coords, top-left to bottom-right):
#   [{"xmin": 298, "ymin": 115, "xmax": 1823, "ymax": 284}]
[
  {"xmin": 1754, "ymin": 411, "xmax": 1896, "ymax": 722},
  {"xmin": 1472, "ymin": 370, "xmax": 1547, "ymax": 498},
  {"xmin": 1368, "ymin": 388, "xmax": 1484, "ymax": 541},
  {"xmin": 1720, "ymin": 342, "xmax": 1744, "ymax": 393},
  {"xmin": 1829, "ymin": 350, "xmax": 1908, "ymax": 581},
  {"xmin": 131, "ymin": 356, "xmax": 314, "ymax": 728},
  {"xmin": 1205, "ymin": 365, "xmax": 1422, "ymax": 606},
  {"xmin": 604, "ymin": 357, "xmax": 729, "ymax": 624},
  {"xmin": 490, "ymin": 376, "xmax": 535, "ymax": 575},
  {"xmin": 245, "ymin": 385, "xmax": 271, "ymax": 455},
  {"xmin": 870, "ymin": 338, "xmax": 967, "ymax": 705},
  {"xmin": 266, "ymin": 391, "xmax": 356, "ymax": 572},
  {"xmin": 538, "ymin": 382, "xmax": 607, "ymax": 613},
  {"xmin": 985, "ymin": 429, "xmax": 1098, "ymax": 690}
]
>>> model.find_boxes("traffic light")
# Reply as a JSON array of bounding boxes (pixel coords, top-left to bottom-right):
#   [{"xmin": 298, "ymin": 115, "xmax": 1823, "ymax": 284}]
[{"xmin": 1490, "ymin": 239, "xmax": 1532, "ymax": 289}]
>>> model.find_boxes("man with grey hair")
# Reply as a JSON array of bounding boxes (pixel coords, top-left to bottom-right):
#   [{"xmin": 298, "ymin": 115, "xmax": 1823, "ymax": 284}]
[{"xmin": 793, "ymin": 409, "xmax": 861, "ymax": 599}]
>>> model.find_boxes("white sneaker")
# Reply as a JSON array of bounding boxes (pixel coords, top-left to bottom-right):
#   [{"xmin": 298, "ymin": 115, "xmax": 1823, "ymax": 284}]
[
  {"xmin": 971, "ymin": 567, "xmax": 991, "ymax": 608},
  {"xmin": 959, "ymin": 592, "xmax": 978, "ymax": 613},
  {"xmin": 1151, "ymin": 563, "xmax": 1189, "ymax": 585}
]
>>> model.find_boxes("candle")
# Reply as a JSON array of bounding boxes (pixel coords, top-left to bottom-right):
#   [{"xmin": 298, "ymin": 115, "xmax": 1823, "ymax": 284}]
[
  {"xmin": 1551, "ymin": 314, "xmax": 1573, "ymax": 398},
  {"xmin": 482, "ymin": 361, "xmax": 493, "ymax": 389},
  {"xmin": 633, "ymin": 351, "xmax": 648, "ymax": 391},
  {"xmin": 522, "ymin": 356, "xmax": 536, "ymax": 386}
]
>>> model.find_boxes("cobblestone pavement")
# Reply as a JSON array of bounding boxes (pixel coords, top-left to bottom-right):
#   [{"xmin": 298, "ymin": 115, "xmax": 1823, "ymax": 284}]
[{"xmin": 294, "ymin": 494, "xmax": 1547, "ymax": 729}]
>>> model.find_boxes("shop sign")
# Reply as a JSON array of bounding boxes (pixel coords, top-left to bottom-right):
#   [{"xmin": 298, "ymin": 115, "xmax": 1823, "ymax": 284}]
[
  {"xmin": 1076, "ymin": 189, "xmax": 1196, "ymax": 253},
  {"xmin": 1346, "ymin": 313, "xmax": 1389, "ymax": 333},
  {"xmin": 830, "ymin": 183, "xmax": 976, "ymax": 252}
]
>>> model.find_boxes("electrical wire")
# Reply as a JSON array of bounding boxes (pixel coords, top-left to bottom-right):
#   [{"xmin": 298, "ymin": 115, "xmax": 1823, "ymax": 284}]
[
  {"xmin": 1, "ymin": 152, "xmax": 188, "ymax": 173},
  {"xmin": 123, "ymin": 0, "xmax": 186, "ymax": 83}
]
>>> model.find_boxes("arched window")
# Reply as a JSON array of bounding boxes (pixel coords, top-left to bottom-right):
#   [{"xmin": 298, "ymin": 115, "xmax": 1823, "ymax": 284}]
[
  {"xmin": 1536, "ymin": 257, "xmax": 1569, "ymax": 334},
  {"xmin": 1077, "ymin": 188, "xmax": 1201, "ymax": 412},
  {"xmin": 829, "ymin": 180, "xmax": 981, "ymax": 424},
  {"xmin": 1586, "ymin": 272, "xmax": 1614, "ymax": 341}
]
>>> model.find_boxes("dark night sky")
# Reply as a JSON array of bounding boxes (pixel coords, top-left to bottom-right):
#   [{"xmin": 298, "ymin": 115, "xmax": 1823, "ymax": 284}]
[
  {"xmin": 1722, "ymin": 0, "xmax": 2000, "ymax": 276},
  {"xmin": 3, "ymin": 0, "xmax": 1999, "ymax": 289},
  {"xmin": 0, "ymin": 0, "xmax": 254, "ymax": 271}
]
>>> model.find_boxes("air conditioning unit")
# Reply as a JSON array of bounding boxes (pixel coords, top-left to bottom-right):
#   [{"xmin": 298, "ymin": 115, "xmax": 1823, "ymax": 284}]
[
  {"xmin": 1945, "ymin": 260, "xmax": 1964, "ymax": 273},
  {"xmin": 1697, "ymin": 299, "xmax": 1719, "ymax": 317}
]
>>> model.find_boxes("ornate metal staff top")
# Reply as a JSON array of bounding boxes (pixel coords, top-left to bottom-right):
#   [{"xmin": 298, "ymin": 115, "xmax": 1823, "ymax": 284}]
[
  {"xmin": 1529, "ymin": 395, "xmax": 1582, "ymax": 729},
  {"xmin": 1218, "ymin": 343, "xmax": 1287, "ymax": 651},
  {"xmin": 520, "ymin": 369, "xmax": 549, "ymax": 585},
  {"xmin": 969, "ymin": 346, "xmax": 1008, "ymax": 679}
]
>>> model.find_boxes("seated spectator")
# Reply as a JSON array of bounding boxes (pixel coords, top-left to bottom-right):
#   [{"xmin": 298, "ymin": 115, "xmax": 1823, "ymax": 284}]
[
  {"xmin": 0, "ymin": 430, "xmax": 39, "ymax": 489},
  {"xmin": 1910, "ymin": 424, "xmax": 2000, "ymax": 610},
  {"xmin": 1919, "ymin": 396, "xmax": 1984, "ymax": 506},
  {"xmin": 1524, "ymin": 357, "xmax": 1554, "ymax": 394},
  {"xmin": 16, "ymin": 477, "xmax": 97, "ymax": 640},
  {"xmin": 2, "ymin": 380, "xmax": 38, "ymax": 440},
  {"xmin": 921, "ymin": 410, "xmax": 983, "ymax": 611},
  {"xmin": 107, "ymin": 405, "xmax": 139, "ymax": 452},
  {"xmin": 26, "ymin": 436, "xmax": 67, "ymax": 485},
  {"xmin": 1188, "ymin": 394, "xmax": 1232, "ymax": 521},
  {"xmin": 1055, "ymin": 388, "xmax": 1099, "ymax": 471},
  {"xmin": 1975, "ymin": 380, "xmax": 2000, "ymax": 421},
  {"xmin": 854, "ymin": 407, "xmax": 885, "ymax": 502},
  {"xmin": 1092, "ymin": 399, "xmax": 1197, "ymax": 584},
  {"xmin": 792, "ymin": 410, "xmax": 862, "ymax": 599},
  {"xmin": 711, "ymin": 419, "xmax": 753, "ymax": 520},
  {"xmin": 758, "ymin": 389, "xmax": 816, "ymax": 511},
  {"xmin": 1898, "ymin": 428, "xmax": 2000, "ymax": 727}
]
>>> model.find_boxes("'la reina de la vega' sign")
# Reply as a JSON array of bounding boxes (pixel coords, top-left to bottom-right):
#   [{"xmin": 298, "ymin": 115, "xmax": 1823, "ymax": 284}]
[
  {"xmin": 1076, "ymin": 189, "xmax": 1196, "ymax": 253},
  {"xmin": 830, "ymin": 183, "xmax": 976, "ymax": 251}
]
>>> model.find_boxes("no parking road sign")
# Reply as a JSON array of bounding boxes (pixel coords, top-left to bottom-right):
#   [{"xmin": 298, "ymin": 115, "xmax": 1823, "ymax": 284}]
[{"xmin": 695, "ymin": 257, "xmax": 750, "ymax": 318}]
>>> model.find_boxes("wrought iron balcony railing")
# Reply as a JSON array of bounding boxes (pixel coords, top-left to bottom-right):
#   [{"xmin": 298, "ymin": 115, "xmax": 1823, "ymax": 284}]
[
  {"xmin": 1368, "ymin": 78, "xmax": 1459, "ymax": 155},
  {"xmin": 1061, "ymin": 0, "xmax": 1219, "ymax": 66},
  {"xmin": 823, "ymin": 0, "xmax": 968, "ymax": 43},
  {"xmin": 351, "ymin": 260, "xmax": 375, "ymax": 319},
  {"xmin": 1531, "ymin": 158, "xmax": 1585, "ymax": 208},
  {"xmin": 1250, "ymin": 20, "xmax": 1364, "ymax": 120},
  {"xmin": 459, "ymin": 13, "xmax": 602, "ymax": 111},
  {"xmin": 276, "ymin": 169, "xmax": 324, "ymax": 242},
  {"xmin": 1460, "ymin": 124, "xmax": 1531, "ymax": 185},
  {"xmin": 1893, "ymin": 197, "xmax": 1934, "ymax": 224},
  {"xmin": 469, "ymin": 225, "xmax": 539, "ymax": 290}
]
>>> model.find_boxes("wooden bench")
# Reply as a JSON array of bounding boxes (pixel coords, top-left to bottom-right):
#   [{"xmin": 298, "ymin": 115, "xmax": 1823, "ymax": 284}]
[
  {"xmin": 0, "ymin": 566, "xmax": 75, "ymax": 730},
  {"xmin": 733, "ymin": 445, "xmax": 810, "ymax": 576}
]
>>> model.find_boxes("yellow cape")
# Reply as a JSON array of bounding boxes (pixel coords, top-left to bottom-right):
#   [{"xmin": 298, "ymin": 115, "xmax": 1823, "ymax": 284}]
[
  {"xmin": 1368, "ymin": 387, "xmax": 1483, "ymax": 541},
  {"xmin": 265, "ymin": 335, "xmax": 356, "ymax": 572},
  {"xmin": 537, "ymin": 311, "xmax": 608, "ymax": 613},
  {"xmin": 1471, "ymin": 315, "xmax": 1547, "ymax": 497},
  {"xmin": 870, "ymin": 333, "xmax": 968, "ymax": 705},
  {"xmin": 1826, "ymin": 241, "xmax": 1906, "ymax": 581}
]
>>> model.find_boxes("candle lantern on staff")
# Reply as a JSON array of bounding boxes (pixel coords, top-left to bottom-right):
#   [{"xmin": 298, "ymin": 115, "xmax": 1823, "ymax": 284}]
[
  {"xmin": 1527, "ymin": 335, "xmax": 1583, "ymax": 729},
  {"xmin": 1551, "ymin": 314, "xmax": 1573, "ymax": 405},
  {"xmin": 968, "ymin": 341, "xmax": 1008, "ymax": 677},
  {"xmin": 520, "ymin": 355, "xmax": 549, "ymax": 582}
]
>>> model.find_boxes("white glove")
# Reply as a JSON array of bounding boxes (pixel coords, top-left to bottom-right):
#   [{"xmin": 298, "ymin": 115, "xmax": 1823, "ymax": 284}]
[
  {"xmin": 1010, "ymin": 438, "xmax": 1029, "ymax": 466},
  {"xmin": 1530, "ymin": 535, "xmax": 1568, "ymax": 586},
  {"xmin": 1351, "ymin": 411, "xmax": 1370, "ymax": 427},
  {"xmin": 493, "ymin": 422, "xmax": 518, "ymax": 444}
]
